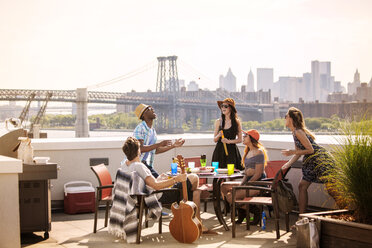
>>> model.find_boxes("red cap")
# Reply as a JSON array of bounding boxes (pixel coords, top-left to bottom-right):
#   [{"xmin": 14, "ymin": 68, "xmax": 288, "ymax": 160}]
[{"xmin": 243, "ymin": 129, "xmax": 260, "ymax": 141}]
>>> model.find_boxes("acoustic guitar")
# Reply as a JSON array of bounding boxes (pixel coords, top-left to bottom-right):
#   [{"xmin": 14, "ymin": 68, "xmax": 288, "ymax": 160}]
[{"xmin": 169, "ymin": 155, "xmax": 202, "ymax": 243}]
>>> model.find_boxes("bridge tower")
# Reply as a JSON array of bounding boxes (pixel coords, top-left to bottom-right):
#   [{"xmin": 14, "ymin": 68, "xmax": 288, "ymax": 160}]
[
  {"xmin": 75, "ymin": 88, "xmax": 89, "ymax": 137},
  {"xmin": 156, "ymin": 56, "xmax": 183, "ymax": 133}
]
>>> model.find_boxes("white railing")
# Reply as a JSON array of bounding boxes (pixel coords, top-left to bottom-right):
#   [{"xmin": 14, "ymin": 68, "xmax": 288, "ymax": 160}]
[{"xmin": 31, "ymin": 134, "xmax": 338, "ymax": 209}]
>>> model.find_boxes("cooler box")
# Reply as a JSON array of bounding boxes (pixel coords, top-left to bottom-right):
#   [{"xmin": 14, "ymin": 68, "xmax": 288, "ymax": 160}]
[{"xmin": 64, "ymin": 181, "xmax": 95, "ymax": 214}]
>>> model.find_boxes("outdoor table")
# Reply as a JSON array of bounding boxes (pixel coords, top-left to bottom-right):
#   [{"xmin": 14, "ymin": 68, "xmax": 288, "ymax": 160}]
[{"xmin": 197, "ymin": 172, "xmax": 243, "ymax": 231}]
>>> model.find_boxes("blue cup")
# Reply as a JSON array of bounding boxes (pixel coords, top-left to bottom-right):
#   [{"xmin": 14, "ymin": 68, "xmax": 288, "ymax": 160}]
[
  {"xmin": 171, "ymin": 163, "xmax": 178, "ymax": 175},
  {"xmin": 212, "ymin": 161, "xmax": 219, "ymax": 172}
]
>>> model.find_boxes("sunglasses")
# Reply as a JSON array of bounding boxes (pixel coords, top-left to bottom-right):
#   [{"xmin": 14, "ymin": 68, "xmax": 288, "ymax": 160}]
[{"xmin": 221, "ymin": 104, "xmax": 230, "ymax": 109}]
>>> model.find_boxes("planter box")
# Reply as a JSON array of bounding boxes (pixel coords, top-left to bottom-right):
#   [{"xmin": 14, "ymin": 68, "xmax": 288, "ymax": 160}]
[{"xmin": 300, "ymin": 210, "xmax": 372, "ymax": 248}]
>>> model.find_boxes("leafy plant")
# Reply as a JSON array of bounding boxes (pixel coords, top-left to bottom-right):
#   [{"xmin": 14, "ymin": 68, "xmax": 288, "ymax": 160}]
[{"xmin": 324, "ymin": 117, "xmax": 372, "ymax": 224}]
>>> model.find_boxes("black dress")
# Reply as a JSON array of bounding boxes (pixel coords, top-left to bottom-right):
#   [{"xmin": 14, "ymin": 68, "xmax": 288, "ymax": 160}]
[{"xmin": 212, "ymin": 126, "xmax": 243, "ymax": 170}]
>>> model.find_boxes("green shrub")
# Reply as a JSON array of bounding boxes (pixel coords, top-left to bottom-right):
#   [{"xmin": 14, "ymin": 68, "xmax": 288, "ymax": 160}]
[
  {"xmin": 325, "ymin": 118, "xmax": 372, "ymax": 224},
  {"xmin": 305, "ymin": 118, "xmax": 322, "ymax": 130}
]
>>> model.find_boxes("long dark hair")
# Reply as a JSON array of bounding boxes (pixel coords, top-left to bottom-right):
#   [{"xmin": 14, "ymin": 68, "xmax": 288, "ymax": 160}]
[
  {"xmin": 287, "ymin": 107, "xmax": 315, "ymax": 140},
  {"xmin": 221, "ymin": 110, "xmax": 239, "ymax": 136},
  {"xmin": 241, "ymin": 136, "xmax": 268, "ymax": 168}
]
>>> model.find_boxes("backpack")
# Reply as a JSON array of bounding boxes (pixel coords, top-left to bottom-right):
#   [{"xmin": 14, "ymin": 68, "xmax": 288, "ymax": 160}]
[{"xmin": 276, "ymin": 177, "xmax": 297, "ymax": 213}]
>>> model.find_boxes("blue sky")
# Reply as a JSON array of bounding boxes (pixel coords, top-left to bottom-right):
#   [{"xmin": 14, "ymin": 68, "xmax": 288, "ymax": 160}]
[{"xmin": 0, "ymin": 0, "xmax": 371, "ymax": 92}]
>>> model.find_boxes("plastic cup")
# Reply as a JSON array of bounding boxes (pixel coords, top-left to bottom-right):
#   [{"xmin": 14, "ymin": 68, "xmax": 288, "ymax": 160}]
[
  {"xmin": 212, "ymin": 162, "xmax": 219, "ymax": 173},
  {"xmin": 171, "ymin": 163, "xmax": 178, "ymax": 175},
  {"xmin": 188, "ymin": 162, "xmax": 195, "ymax": 169},
  {"xmin": 227, "ymin": 164, "xmax": 234, "ymax": 175},
  {"xmin": 200, "ymin": 154, "xmax": 206, "ymax": 167}
]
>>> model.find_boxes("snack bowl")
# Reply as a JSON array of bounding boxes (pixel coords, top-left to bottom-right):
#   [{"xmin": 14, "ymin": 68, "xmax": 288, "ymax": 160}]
[
  {"xmin": 33, "ymin": 157, "xmax": 50, "ymax": 164},
  {"xmin": 216, "ymin": 168, "xmax": 228, "ymax": 174},
  {"xmin": 204, "ymin": 166, "xmax": 215, "ymax": 172}
]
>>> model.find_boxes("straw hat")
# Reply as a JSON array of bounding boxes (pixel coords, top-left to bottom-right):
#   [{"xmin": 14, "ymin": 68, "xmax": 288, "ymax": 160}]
[
  {"xmin": 243, "ymin": 129, "xmax": 260, "ymax": 141},
  {"xmin": 134, "ymin": 103, "xmax": 150, "ymax": 119},
  {"xmin": 217, "ymin": 98, "xmax": 236, "ymax": 113}
]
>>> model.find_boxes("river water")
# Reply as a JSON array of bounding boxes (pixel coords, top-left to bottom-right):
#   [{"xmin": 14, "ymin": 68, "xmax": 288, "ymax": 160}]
[{"xmin": 43, "ymin": 129, "xmax": 340, "ymax": 144}]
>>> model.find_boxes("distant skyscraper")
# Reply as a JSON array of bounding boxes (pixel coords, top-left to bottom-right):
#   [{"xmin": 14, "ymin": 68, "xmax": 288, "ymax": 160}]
[
  {"xmin": 303, "ymin": 73, "xmax": 312, "ymax": 101},
  {"xmin": 320, "ymin": 62, "xmax": 331, "ymax": 91},
  {"xmin": 311, "ymin": 60, "xmax": 332, "ymax": 101},
  {"xmin": 219, "ymin": 75, "xmax": 224, "ymax": 89},
  {"xmin": 257, "ymin": 68, "xmax": 273, "ymax": 91},
  {"xmin": 187, "ymin": 81, "xmax": 199, "ymax": 91},
  {"xmin": 277, "ymin": 76, "xmax": 302, "ymax": 102},
  {"xmin": 179, "ymin": 79, "xmax": 185, "ymax": 90},
  {"xmin": 247, "ymin": 69, "xmax": 255, "ymax": 92},
  {"xmin": 333, "ymin": 81, "xmax": 343, "ymax": 93},
  {"xmin": 311, "ymin": 61, "xmax": 320, "ymax": 101},
  {"xmin": 219, "ymin": 68, "xmax": 236, "ymax": 92},
  {"xmin": 347, "ymin": 69, "xmax": 361, "ymax": 95}
]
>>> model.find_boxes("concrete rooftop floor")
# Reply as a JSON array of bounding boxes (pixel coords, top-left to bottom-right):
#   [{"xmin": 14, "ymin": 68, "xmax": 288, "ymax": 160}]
[{"xmin": 21, "ymin": 204, "xmax": 298, "ymax": 248}]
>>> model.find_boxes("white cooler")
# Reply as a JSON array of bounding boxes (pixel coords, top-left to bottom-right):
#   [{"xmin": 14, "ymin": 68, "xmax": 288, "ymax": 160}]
[{"xmin": 64, "ymin": 181, "xmax": 95, "ymax": 214}]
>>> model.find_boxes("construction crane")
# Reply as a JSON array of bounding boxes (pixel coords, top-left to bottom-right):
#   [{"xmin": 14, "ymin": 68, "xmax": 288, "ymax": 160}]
[
  {"xmin": 30, "ymin": 92, "xmax": 53, "ymax": 134},
  {"xmin": 19, "ymin": 92, "xmax": 36, "ymax": 126},
  {"xmin": 5, "ymin": 92, "xmax": 36, "ymax": 130}
]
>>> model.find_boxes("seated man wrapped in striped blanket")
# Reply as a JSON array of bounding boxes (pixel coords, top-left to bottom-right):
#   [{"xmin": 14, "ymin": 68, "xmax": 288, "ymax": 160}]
[{"xmin": 108, "ymin": 169, "xmax": 162, "ymax": 243}]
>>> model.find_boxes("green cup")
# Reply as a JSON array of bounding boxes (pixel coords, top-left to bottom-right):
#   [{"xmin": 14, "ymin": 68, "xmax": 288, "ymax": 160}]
[
  {"xmin": 200, "ymin": 154, "xmax": 206, "ymax": 167},
  {"xmin": 227, "ymin": 164, "xmax": 234, "ymax": 175}
]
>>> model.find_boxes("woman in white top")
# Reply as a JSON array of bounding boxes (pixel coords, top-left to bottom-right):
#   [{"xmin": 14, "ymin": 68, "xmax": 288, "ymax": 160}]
[{"xmin": 121, "ymin": 137, "xmax": 213, "ymax": 233}]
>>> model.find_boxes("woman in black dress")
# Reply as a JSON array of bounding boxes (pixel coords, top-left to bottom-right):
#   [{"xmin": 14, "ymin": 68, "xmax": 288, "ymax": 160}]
[
  {"xmin": 281, "ymin": 107, "xmax": 334, "ymax": 214},
  {"xmin": 212, "ymin": 98, "xmax": 243, "ymax": 170}
]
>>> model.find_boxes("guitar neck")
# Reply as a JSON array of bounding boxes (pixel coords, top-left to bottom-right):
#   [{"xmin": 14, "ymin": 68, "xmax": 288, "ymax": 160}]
[
  {"xmin": 177, "ymin": 155, "xmax": 189, "ymax": 202},
  {"xmin": 182, "ymin": 180, "xmax": 188, "ymax": 202}
]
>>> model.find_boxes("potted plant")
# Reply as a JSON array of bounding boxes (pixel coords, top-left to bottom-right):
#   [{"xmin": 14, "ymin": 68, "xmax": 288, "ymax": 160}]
[{"xmin": 300, "ymin": 117, "xmax": 372, "ymax": 247}]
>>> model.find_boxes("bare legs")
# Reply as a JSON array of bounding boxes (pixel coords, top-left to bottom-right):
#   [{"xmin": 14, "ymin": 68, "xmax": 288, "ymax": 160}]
[
  {"xmin": 221, "ymin": 181, "xmax": 240, "ymax": 204},
  {"xmin": 187, "ymin": 174, "xmax": 201, "ymax": 220},
  {"xmin": 221, "ymin": 181, "xmax": 259, "ymax": 205},
  {"xmin": 298, "ymin": 179, "xmax": 311, "ymax": 214}
]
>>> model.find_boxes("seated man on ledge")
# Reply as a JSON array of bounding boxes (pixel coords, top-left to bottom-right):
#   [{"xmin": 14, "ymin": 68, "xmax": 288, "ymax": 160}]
[{"xmin": 121, "ymin": 137, "xmax": 214, "ymax": 234}]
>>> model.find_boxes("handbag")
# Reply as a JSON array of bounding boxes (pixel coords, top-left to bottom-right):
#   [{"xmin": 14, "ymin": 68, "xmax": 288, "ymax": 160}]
[{"xmin": 276, "ymin": 170, "xmax": 297, "ymax": 213}]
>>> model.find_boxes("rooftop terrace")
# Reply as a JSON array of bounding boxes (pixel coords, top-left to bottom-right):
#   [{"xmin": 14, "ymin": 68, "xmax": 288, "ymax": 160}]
[
  {"xmin": 21, "ymin": 206, "xmax": 298, "ymax": 247},
  {"xmin": 1, "ymin": 132, "xmax": 337, "ymax": 247}
]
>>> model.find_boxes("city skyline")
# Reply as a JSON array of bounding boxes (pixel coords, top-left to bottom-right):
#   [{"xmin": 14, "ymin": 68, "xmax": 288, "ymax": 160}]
[{"xmin": 0, "ymin": 0, "xmax": 371, "ymax": 93}]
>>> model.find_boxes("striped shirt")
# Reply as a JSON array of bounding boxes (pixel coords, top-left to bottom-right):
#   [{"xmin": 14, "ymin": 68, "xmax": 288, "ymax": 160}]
[{"xmin": 133, "ymin": 121, "xmax": 157, "ymax": 167}]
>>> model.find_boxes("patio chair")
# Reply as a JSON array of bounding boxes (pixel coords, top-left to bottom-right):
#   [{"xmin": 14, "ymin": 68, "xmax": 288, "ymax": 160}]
[
  {"xmin": 111, "ymin": 169, "xmax": 181, "ymax": 244},
  {"xmin": 264, "ymin": 160, "xmax": 288, "ymax": 179},
  {"xmin": 263, "ymin": 160, "xmax": 288, "ymax": 217},
  {"xmin": 231, "ymin": 167, "xmax": 292, "ymax": 239},
  {"xmin": 91, "ymin": 163, "xmax": 114, "ymax": 233},
  {"xmin": 137, "ymin": 188, "xmax": 180, "ymax": 243},
  {"xmin": 184, "ymin": 156, "xmax": 213, "ymax": 212},
  {"xmin": 223, "ymin": 161, "xmax": 288, "ymax": 217}
]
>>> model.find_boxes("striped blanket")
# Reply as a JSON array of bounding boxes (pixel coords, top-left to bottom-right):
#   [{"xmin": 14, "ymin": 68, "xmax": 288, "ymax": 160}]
[{"xmin": 108, "ymin": 169, "xmax": 162, "ymax": 243}]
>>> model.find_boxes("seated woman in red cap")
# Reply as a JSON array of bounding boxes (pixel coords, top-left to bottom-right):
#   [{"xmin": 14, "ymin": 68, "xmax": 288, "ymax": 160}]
[
  {"xmin": 221, "ymin": 129, "xmax": 268, "ymax": 224},
  {"xmin": 212, "ymin": 98, "xmax": 243, "ymax": 170}
]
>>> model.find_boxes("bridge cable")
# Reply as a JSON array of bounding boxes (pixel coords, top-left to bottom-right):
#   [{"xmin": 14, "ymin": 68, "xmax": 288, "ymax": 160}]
[{"xmin": 87, "ymin": 60, "xmax": 157, "ymax": 90}]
